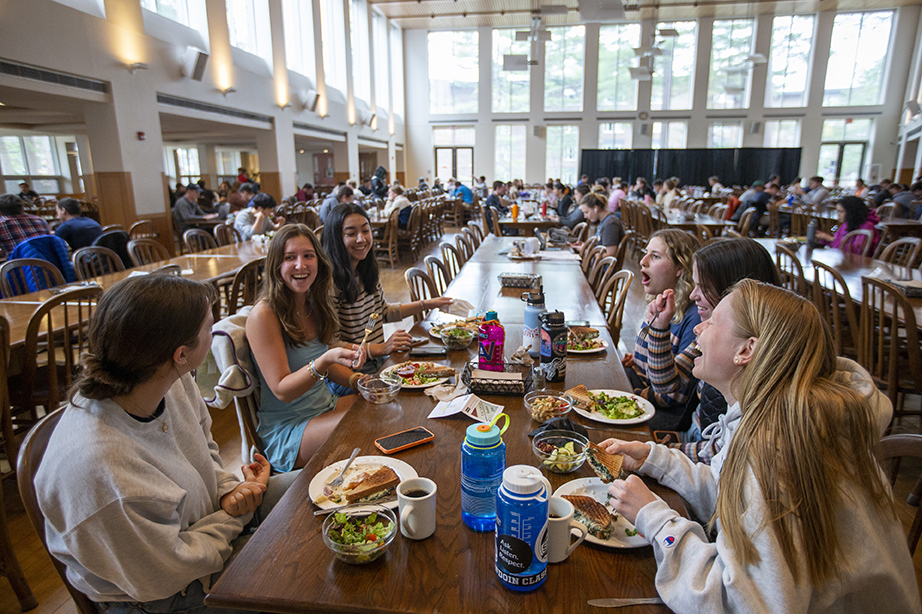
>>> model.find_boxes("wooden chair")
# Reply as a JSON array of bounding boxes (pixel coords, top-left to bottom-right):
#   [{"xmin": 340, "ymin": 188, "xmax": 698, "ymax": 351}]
[
  {"xmin": 589, "ymin": 256, "xmax": 616, "ymax": 298},
  {"xmin": 695, "ymin": 224, "xmax": 714, "ymax": 244},
  {"xmin": 303, "ymin": 207, "xmax": 321, "ymax": 230},
  {"xmin": 0, "ymin": 316, "xmax": 17, "ymax": 481},
  {"xmin": 858, "ymin": 277, "xmax": 922, "ymax": 425},
  {"xmin": 877, "ymin": 434, "xmax": 922, "ymax": 555},
  {"xmin": 461, "ymin": 226, "xmax": 480, "ymax": 252},
  {"xmin": 455, "ymin": 232, "xmax": 475, "ymax": 263},
  {"xmin": 811, "ymin": 260, "xmax": 860, "ymax": 359},
  {"xmin": 17, "ymin": 408, "xmax": 96, "ymax": 614},
  {"xmin": 579, "ymin": 235, "xmax": 600, "ymax": 260},
  {"xmin": 738, "ymin": 208, "xmax": 756, "ymax": 237},
  {"xmin": 374, "ymin": 209, "xmax": 399, "ymax": 269},
  {"xmin": 404, "ymin": 268, "xmax": 438, "ymax": 324},
  {"xmin": 440, "ymin": 242, "xmax": 463, "ymax": 279},
  {"xmin": 725, "ymin": 228, "xmax": 743, "ymax": 239},
  {"xmin": 227, "ymin": 257, "xmax": 265, "ymax": 316},
  {"xmin": 8, "ymin": 286, "xmax": 102, "ymax": 428},
  {"xmin": 151, "ymin": 264, "xmax": 182, "ymax": 276},
  {"xmin": 598, "ymin": 270, "xmax": 634, "ymax": 347},
  {"xmin": 424, "ymin": 255, "xmax": 451, "ymax": 296},
  {"xmin": 127, "ymin": 238, "xmax": 170, "ymax": 266},
  {"xmin": 184, "ymin": 228, "xmax": 217, "ymax": 253},
  {"xmin": 581, "ymin": 245, "xmax": 606, "ymax": 276},
  {"xmin": 313, "ymin": 225, "xmax": 324, "ymax": 240},
  {"xmin": 839, "ymin": 229, "xmax": 874, "ymax": 257},
  {"xmin": 489, "ymin": 208, "xmax": 503, "ymax": 236},
  {"xmin": 214, "ymin": 223, "xmax": 242, "ymax": 246},
  {"xmin": 101, "ymin": 224, "xmax": 124, "ymax": 233},
  {"xmin": 775, "ymin": 244, "xmax": 807, "ymax": 297},
  {"xmin": 0, "ymin": 259, "xmax": 65, "ymax": 297},
  {"xmin": 876, "ymin": 203, "xmax": 896, "ymax": 221},
  {"xmin": 614, "ymin": 231, "xmax": 632, "ymax": 271},
  {"xmin": 128, "ymin": 219, "xmax": 157, "ymax": 240},
  {"xmin": 397, "ymin": 206, "xmax": 422, "ymax": 262},
  {"xmin": 572, "ymin": 222, "xmax": 588, "ymax": 243},
  {"xmin": 72, "ymin": 246, "xmax": 125, "ymax": 280},
  {"xmin": 880, "ymin": 237, "xmax": 922, "ymax": 268}
]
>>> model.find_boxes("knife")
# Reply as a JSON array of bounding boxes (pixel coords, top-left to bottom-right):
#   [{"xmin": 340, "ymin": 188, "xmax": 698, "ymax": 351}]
[
  {"xmin": 313, "ymin": 496, "xmax": 397, "ymax": 516},
  {"xmin": 587, "ymin": 597, "xmax": 664, "ymax": 608}
]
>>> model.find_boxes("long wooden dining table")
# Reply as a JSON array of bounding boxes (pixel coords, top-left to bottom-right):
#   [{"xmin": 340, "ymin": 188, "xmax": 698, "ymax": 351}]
[{"xmin": 206, "ymin": 240, "xmax": 684, "ymax": 614}]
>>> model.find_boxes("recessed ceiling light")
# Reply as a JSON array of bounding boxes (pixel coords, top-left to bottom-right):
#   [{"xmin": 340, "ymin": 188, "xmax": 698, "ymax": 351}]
[{"xmin": 299, "ymin": 149, "xmax": 305, "ymax": 154}]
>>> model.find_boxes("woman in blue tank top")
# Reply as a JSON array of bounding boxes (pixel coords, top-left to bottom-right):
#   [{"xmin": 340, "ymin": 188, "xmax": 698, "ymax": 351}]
[{"xmin": 247, "ymin": 224, "xmax": 365, "ymax": 471}]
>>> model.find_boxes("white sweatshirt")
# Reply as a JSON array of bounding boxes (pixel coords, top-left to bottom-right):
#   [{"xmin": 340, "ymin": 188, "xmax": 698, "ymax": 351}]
[
  {"xmin": 35, "ymin": 374, "xmax": 249, "ymax": 603},
  {"xmin": 632, "ymin": 359, "xmax": 920, "ymax": 613}
]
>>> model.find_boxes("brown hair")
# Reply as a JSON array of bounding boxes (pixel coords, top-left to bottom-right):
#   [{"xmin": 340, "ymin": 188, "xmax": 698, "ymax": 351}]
[
  {"xmin": 693, "ymin": 238, "xmax": 780, "ymax": 308},
  {"xmin": 649, "ymin": 229, "xmax": 699, "ymax": 322}
]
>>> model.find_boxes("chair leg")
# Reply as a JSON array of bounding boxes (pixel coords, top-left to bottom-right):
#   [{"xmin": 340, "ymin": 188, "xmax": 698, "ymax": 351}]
[{"xmin": 0, "ymin": 491, "xmax": 37, "ymax": 611}]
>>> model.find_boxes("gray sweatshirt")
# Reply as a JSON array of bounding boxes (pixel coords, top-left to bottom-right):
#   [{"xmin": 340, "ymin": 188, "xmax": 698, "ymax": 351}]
[
  {"xmin": 631, "ymin": 359, "xmax": 921, "ymax": 613},
  {"xmin": 35, "ymin": 375, "xmax": 249, "ymax": 603}
]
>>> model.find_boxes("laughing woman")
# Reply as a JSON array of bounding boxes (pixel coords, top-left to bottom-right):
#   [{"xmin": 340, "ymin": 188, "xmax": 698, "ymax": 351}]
[
  {"xmin": 602, "ymin": 281, "xmax": 915, "ymax": 613},
  {"xmin": 247, "ymin": 224, "xmax": 365, "ymax": 471}
]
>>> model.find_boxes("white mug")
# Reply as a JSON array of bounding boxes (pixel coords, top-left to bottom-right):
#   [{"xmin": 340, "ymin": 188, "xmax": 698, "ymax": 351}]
[
  {"xmin": 397, "ymin": 478, "xmax": 437, "ymax": 540},
  {"xmin": 547, "ymin": 496, "xmax": 588, "ymax": 563}
]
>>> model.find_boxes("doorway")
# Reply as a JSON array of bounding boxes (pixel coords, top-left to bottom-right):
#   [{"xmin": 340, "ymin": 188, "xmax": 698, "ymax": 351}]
[
  {"xmin": 435, "ymin": 147, "xmax": 473, "ymax": 184},
  {"xmin": 817, "ymin": 141, "xmax": 867, "ymax": 188}
]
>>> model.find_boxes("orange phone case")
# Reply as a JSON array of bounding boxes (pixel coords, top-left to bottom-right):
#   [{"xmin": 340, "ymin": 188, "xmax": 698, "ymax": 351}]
[{"xmin": 374, "ymin": 427, "xmax": 435, "ymax": 455}]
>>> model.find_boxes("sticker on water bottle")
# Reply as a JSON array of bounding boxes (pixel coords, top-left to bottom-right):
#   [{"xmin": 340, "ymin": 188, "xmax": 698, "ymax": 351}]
[{"xmin": 496, "ymin": 535, "xmax": 533, "ymax": 573}]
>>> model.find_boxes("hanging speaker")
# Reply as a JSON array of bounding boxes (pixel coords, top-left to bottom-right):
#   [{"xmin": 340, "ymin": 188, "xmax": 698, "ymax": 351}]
[
  {"xmin": 533, "ymin": 125, "xmax": 546, "ymax": 138},
  {"xmin": 750, "ymin": 121, "xmax": 762, "ymax": 134},
  {"xmin": 182, "ymin": 47, "xmax": 209, "ymax": 82},
  {"xmin": 640, "ymin": 123, "xmax": 650, "ymax": 136},
  {"xmin": 907, "ymin": 100, "xmax": 921, "ymax": 116}
]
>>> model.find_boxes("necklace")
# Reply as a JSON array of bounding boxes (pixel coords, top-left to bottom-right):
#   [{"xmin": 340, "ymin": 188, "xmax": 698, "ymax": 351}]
[{"xmin": 295, "ymin": 300, "xmax": 314, "ymax": 319}]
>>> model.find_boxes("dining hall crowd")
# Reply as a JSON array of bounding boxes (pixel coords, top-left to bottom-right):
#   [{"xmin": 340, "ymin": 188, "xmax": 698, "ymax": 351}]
[{"xmin": 0, "ymin": 164, "xmax": 921, "ymax": 614}]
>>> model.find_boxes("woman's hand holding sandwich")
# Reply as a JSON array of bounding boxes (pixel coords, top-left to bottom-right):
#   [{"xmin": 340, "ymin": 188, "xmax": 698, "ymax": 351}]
[
  {"xmin": 601, "ymin": 438, "xmax": 650, "ymax": 472},
  {"xmin": 607, "ymin": 475, "xmax": 657, "ymax": 525}
]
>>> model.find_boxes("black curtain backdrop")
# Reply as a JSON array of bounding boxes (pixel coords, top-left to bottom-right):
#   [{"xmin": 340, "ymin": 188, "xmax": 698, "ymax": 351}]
[{"xmin": 580, "ymin": 148, "xmax": 802, "ymax": 187}]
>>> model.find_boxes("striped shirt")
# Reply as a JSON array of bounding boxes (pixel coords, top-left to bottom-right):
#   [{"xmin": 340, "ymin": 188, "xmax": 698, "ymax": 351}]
[{"xmin": 330, "ymin": 280, "xmax": 403, "ymax": 350}]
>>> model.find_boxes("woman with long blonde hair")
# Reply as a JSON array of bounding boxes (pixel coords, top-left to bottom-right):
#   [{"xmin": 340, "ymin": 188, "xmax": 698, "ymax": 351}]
[
  {"xmin": 604, "ymin": 281, "xmax": 915, "ymax": 612},
  {"xmin": 247, "ymin": 224, "xmax": 364, "ymax": 471}
]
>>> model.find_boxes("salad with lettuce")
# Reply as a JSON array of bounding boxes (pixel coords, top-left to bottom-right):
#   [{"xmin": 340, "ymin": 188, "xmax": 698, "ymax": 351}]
[{"xmin": 328, "ymin": 511, "xmax": 392, "ymax": 547}]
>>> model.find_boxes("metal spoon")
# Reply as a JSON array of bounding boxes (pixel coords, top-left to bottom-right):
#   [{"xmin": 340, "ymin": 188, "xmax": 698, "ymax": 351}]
[{"xmin": 328, "ymin": 447, "xmax": 361, "ymax": 489}]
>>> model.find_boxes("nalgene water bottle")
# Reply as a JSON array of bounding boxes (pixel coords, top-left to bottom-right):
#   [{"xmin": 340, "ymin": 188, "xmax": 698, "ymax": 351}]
[
  {"xmin": 461, "ymin": 413, "xmax": 509, "ymax": 532},
  {"xmin": 495, "ymin": 465, "xmax": 550, "ymax": 591}
]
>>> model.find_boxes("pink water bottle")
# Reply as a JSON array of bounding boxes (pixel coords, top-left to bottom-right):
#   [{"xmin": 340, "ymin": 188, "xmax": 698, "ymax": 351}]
[{"xmin": 478, "ymin": 311, "xmax": 505, "ymax": 372}]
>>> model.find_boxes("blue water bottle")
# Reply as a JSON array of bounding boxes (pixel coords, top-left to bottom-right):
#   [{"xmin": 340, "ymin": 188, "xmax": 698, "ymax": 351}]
[
  {"xmin": 461, "ymin": 413, "xmax": 510, "ymax": 532},
  {"xmin": 495, "ymin": 465, "xmax": 550, "ymax": 591}
]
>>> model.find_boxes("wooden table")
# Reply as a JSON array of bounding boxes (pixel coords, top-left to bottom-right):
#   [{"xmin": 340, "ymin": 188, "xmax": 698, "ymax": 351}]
[
  {"xmin": 206, "ymin": 253, "xmax": 681, "ymax": 614},
  {"xmin": 467, "ymin": 236, "xmax": 582, "ymax": 267},
  {"xmin": 662, "ymin": 211, "xmax": 728, "ymax": 232},
  {"xmin": 497, "ymin": 216, "xmax": 561, "ymax": 235},
  {"xmin": 878, "ymin": 218, "xmax": 922, "ymax": 241}
]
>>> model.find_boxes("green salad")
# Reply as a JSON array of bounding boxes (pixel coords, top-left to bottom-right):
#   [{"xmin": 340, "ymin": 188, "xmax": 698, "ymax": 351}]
[
  {"xmin": 443, "ymin": 328, "xmax": 472, "ymax": 339},
  {"xmin": 328, "ymin": 511, "xmax": 392, "ymax": 547},
  {"xmin": 590, "ymin": 392, "xmax": 643, "ymax": 420}
]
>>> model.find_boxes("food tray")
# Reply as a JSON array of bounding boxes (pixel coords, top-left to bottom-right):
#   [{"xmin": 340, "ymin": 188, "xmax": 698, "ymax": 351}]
[
  {"xmin": 497, "ymin": 273, "xmax": 542, "ymax": 289},
  {"xmin": 461, "ymin": 361, "xmax": 534, "ymax": 396}
]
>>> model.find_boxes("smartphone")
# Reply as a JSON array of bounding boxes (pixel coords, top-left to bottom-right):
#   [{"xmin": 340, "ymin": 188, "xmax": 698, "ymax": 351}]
[
  {"xmin": 653, "ymin": 431, "xmax": 681, "ymax": 445},
  {"xmin": 375, "ymin": 427, "xmax": 435, "ymax": 455},
  {"xmin": 410, "ymin": 346, "xmax": 448, "ymax": 357},
  {"xmin": 410, "ymin": 337, "xmax": 429, "ymax": 347}
]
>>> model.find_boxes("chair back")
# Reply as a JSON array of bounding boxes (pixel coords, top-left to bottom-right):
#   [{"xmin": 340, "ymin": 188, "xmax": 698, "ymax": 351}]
[
  {"xmin": 877, "ymin": 434, "xmax": 922, "ymax": 555},
  {"xmin": 128, "ymin": 220, "xmax": 156, "ymax": 240},
  {"xmin": 101, "ymin": 224, "xmax": 124, "ymax": 233},
  {"xmin": 0, "ymin": 315, "xmax": 17, "ymax": 479},
  {"xmin": 127, "ymin": 238, "xmax": 170, "ymax": 266},
  {"xmin": 424, "ymin": 255, "xmax": 451, "ymax": 296},
  {"xmin": 589, "ymin": 256, "xmax": 616, "ymax": 298},
  {"xmin": 695, "ymin": 224, "xmax": 714, "ymax": 243},
  {"xmin": 313, "ymin": 225, "xmax": 324, "ymax": 240},
  {"xmin": 840, "ymin": 229, "xmax": 874, "ymax": 257},
  {"xmin": 183, "ymin": 228, "xmax": 217, "ymax": 253},
  {"xmin": 374, "ymin": 209, "xmax": 400, "ymax": 268},
  {"xmin": 0, "ymin": 259, "xmax": 65, "ymax": 297},
  {"xmin": 72, "ymin": 246, "xmax": 125, "ymax": 280},
  {"xmin": 455, "ymin": 232, "xmax": 475, "ymax": 262},
  {"xmin": 738, "ymin": 208, "xmax": 756, "ymax": 236},
  {"xmin": 214, "ymin": 223, "xmax": 242, "ymax": 246},
  {"xmin": 880, "ymin": 237, "xmax": 922, "ymax": 268},
  {"xmin": 92, "ymin": 230, "xmax": 133, "ymax": 268},
  {"xmin": 304, "ymin": 207, "xmax": 321, "ymax": 230},
  {"xmin": 811, "ymin": 260, "xmax": 859, "ymax": 358},
  {"xmin": 579, "ymin": 235, "xmax": 600, "ymax": 259},
  {"xmin": 572, "ymin": 222, "xmax": 588, "ymax": 243},
  {"xmin": 876, "ymin": 203, "xmax": 896, "ymax": 221},
  {"xmin": 461, "ymin": 226, "xmax": 480, "ymax": 251},
  {"xmin": 466, "ymin": 220, "xmax": 484, "ymax": 246},
  {"xmin": 17, "ymin": 408, "xmax": 98, "ymax": 614},
  {"xmin": 614, "ymin": 231, "xmax": 632, "ymax": 268},
  {"xmin": 404, "ymin": 268, "xmax": 438, "ymax": 323},
  {"xmin": 489, "ymin": 208, "xmax": 502, "ymax": 236},
  {"xmin": 775, "ymin": 244, "xmax": 807, "ymax": 296},
  {"xmin": 151, "ymin": 264, "xmax": 182, "ymax": 276},
  {"xmin": 581, "ymin": 245, "xmax": 606, "ymax": 276},
  {"xmin": 228, "ymin": 257, "xmax": 265, "ymax": 316},
  {"xmin": 440, "ymin": 242, "xmax": 463, "ymax": 279},
  {"xmin": 599, "ymin": 270, "xmax": 634, "ymax": 346}
]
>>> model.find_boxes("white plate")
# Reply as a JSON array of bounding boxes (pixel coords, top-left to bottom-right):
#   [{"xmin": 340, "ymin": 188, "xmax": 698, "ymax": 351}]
[
  {"xmin": 553, "ymin": 478, "xmax": 648, "ymax": 549},
  {"xmin": 567, "ymin": 339, "xmax": 609, "ymax": 355},
  {"xmin": 309, "ymin": 455, "xmax": 418, "ymax": 510},
  {"xmin": 508, "ymin": 253, "xmax": 541, "ymax": 261},
  {"xmin": 380, "ymin": 362, "xmax": 452, "ymax": 389},
  {"xmin": 429, "ymin": 317, "xmax": 480, "ymax": 339},
  {"xmin": 572, "ymin": 390, "xmax": 655, "ymax": 425}
]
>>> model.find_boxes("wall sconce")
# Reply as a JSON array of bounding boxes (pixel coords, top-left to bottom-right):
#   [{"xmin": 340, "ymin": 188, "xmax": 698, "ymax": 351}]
[
  {"xmin": 279, "ymin": 102, "xmax": 292, "ymax": 110},
  {"xmin": 221, "ymin": 87, "xmax": 237, "ymax": 97},
  {"xmin": 128, "ymin": 62, "xmax": 149, "ymax": 75}
]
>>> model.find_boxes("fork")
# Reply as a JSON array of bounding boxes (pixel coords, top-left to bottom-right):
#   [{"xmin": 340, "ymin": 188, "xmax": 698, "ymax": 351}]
[
  {"xmin": 636, "ymin": 303, "xmax": 664, "ymax": 342},
  {"xmin": 328, "ymin": 447, "xmax": 361, "ymax": 489},
  {"xmin": 353, "ymin": 313, "xmax": 381, "ymax": 368}
]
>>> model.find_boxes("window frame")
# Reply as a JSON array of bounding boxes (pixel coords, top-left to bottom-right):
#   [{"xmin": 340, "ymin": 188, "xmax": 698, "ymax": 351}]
[
  {"xmin": 544, "ymin": 25, "xmax": 586, "ymax": 113},
  {"xmin": 545, "ymin": 125, "xmax": 580, "ymax": 185},
  {"xmin": 428, "ymin": 30, "xmax": 480, "ymax": 115},
  {"xmin": 494, "ymin": 124, "xmax": 526, "ymax": 182},
  {"xmin": 597, "ymin": 23, "xmax": 641, "ymax": 112},
  {"xmin": 492, "ymin": 29, "xmax": 531, "ymax": 114}
]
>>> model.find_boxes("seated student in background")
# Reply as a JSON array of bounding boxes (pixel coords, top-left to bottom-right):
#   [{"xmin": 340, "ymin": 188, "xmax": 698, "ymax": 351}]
[
  {"xmin": 815, "ymin": 196, "xmax": 881, "ymax": 254},
  {"xmin": 247, "ymin": 225, "xmax": 365, "ymax": 472},
  {"xmin": 448, "ymin": 178, "xmax": 474, "ymax": 207},
  {"xmin": 485, "ymin": 181, "xmax": 509, "ymax": 223},
  {"xmin": 383, "ymin": 185, "xmax": 413, "ymax": 229},
  {"xmin": 174, "ymin": 184, "xmax": 219, "ymax": 232},
  {"xmin": 608, "ymin": 181, "xmax": 627, "ymax": 214},
  {"xmin": 318, "ymin": 185, "xmax": 354, "ymax": 224},
  {"xmin": 602, "ymin": 280, "xmax": 916, "ymax": 614},
  {"xmin": 55, "ymin": 197, "xmax": 102, "ymax": 250},
  {"xmin": 233, "ymin": 193, "xmax": 285, "ymax": 241},
  {"xmin": 36, "ymin": 274, "xmax": 298, "ymax": 614},
  {"xmin": 661, "ymin": 179, "xmax": 680, "ymax": 209},
  {"xmin": 622, "ymin": 229, "xmax": 701, "ymax": 431},
  {"xmin": 554, "ymin": 183, "xmax": 575, "ymax": 220},
  {"xmin": 0, "ymin": 193, "xmax": 50, "ymax": 255},
  {"xmin": 707, "ymin": 176, "xmax": 724, "ymax": 195},
  {"xmin": 571, "ymin": 189, "xmax": 623, "ymax": 255}
]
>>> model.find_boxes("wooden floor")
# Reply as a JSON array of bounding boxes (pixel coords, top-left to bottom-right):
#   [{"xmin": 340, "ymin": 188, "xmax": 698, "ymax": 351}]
[{"xmin": 2, "ymin": 226, "xmax": 922, "ymax": 614}]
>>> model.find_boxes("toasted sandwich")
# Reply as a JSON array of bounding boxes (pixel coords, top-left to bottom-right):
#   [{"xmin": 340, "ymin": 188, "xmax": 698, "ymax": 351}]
[
  {"xmin": 417, "ymin": 365, "xmax": 456, "ymax": 378},
  {"xmin": 568, "ymin": 326, "xmax": 599, "ymax": 342},
  {"xmin": 565, "ymin": 384, "xmax": 596, "ymax": 411},
  {"xmin": 587, "ymin": 442, "xmax": 625, "ymax": 484},
  {"xmin": 563, "ymin": 495, "xmax": 616, "ymax": 540},
  {"xmin": 344, "ymin": 466, "xmax": 400, "ymax": 503}
]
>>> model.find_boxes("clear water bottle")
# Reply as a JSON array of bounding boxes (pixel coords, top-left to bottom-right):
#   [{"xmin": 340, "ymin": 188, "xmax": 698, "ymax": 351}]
[
  {"xmin": 806, "ymin": 218, "xmax": 817, "ymax": 248},
  {"xmin": 495, "ymin": 465, "xmax": 550, "ymax": 592},
  {"xmin": 522, "ymin": 286, "xmax": 546, "ymax": 358},
  {"xmin": 461, "ymin": 413, "xmax": 509, "ymax": 532}
]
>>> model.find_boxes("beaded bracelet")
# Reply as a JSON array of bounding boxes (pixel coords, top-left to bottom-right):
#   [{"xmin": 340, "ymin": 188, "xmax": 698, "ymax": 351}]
[{"xmin": 309, "ymin": 360, "xmax": 327, "ymax": 381}]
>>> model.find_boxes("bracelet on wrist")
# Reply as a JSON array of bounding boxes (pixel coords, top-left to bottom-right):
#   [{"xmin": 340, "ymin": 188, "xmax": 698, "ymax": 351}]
[
  {"xmin": 309, "ymin": 360, "xmax": 327, "ymax": 381},
  {"xmin": 348, "ymin": 372, "xmax": 363, "ymax": 389}
]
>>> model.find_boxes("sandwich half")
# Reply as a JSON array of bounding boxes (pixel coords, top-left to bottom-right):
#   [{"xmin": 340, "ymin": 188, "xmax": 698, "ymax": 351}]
[
  {"xmin": 562, "ymin": 495, "xmax": 615, "ymax": 540},
  {"xmin": 568, "ymin": 326, "xmax": 599, "ymax": 342},
  {"xmin": 587, "ymin": 442, "xmax": 625, "ymax": 484},
  {"xmin": 565, "ymin": 384, "xmax": 596, "ymax": 411},
  {"xmin": 417, "ymin": 365, "xmax": 456, "ymax": 378},
  {"xmin": 344, "ymin": 466, "xmax": 400, "ymax": 503}
]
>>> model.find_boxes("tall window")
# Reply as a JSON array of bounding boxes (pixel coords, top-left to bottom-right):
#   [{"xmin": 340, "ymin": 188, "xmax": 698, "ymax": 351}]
[
  {"xmin": 320, "ymin": 0, "xmax": 347, "ymax": 91},
  {"xmin": 597, "ymin": 24, "xmax": 641, "ymax": 111},
  {"xmin": 433, "ymin": 127, "xmax": 476, "ymax": 146},
  {"xmin": 141, "ymin": 0, "xmax": 189, "ymax": 25},
  {"xmin": 495, "ymin": 125, "xmax": 526, "ymax": 181},
  {"xmin": 545, "ymin": 26, "xmax": 585, "ymax": 112},
  {"xmin": 765, "ymin": 15, "xmax": 814, "ymax": 108},
  {"xmin": 546, "ymin": 126, "xmax": 579, "ymax": 184},
  {"xmin": 707, "ymin": 19, "xmax": 754, "ymax": 109},
  {"xmin": 819, "ymin": 119, "xmax": 872, "ymax": 187},
  {"xmin": 390, "ymin": 24, "xmax": 404, "ymax": 117},
  {"xmin": 350, "ymin": 0, "xmax": 370, "ymax": 103},
  {"xmin": 373, "ymin": 12, "xmax": 389, "ymax": 110},
  {"xmin": 175, "ymin": 147, "xmax": 201, "ymax": 185},
  {"xmin": 226, "ymin": 0, "xmax": 270, "ymax": 58},
  {"xmin": 708, "ymin": 122, "xmax": 742, "ymax": 148},
  {"xmin": 492, "ymin": 30, "xmax": 530, "ymax": 113},
  {"xmin": 429, "ymin": 31, "xmax": 479, "ymax": 114},
  {"xmin": 282, "ymin": 0, "xmax": 316, "ymax": 81},
  {"xmin": 651, "ymin": 21, "xmax": 697, "ymax": 111},
  {"xmin": 0, "ymin": 135, "xmax": 61, "ymax": 193},
  {"xmin": 824, "ymin": 11, "xmax": 893, "ymax": 107},
  {"xmin": 763, "ymin": 120, "xmax": 801, "ymax": 147},
  {"xmin": 651, "ymin": 121, "xmax": 686, "ymax": 148},
  {"xmin": 599, "ymin": 123, "xmax": 633, "ymax": 149}
]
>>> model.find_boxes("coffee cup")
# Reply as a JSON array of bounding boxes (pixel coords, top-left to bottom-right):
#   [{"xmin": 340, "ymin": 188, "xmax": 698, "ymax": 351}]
[
  {"xmin": 547, "ymin": 496, "xmax": 588, "ymax": 563},
  {"xmin": 397, "ymin": 478, "xmax": 437, "ymax": 540}
]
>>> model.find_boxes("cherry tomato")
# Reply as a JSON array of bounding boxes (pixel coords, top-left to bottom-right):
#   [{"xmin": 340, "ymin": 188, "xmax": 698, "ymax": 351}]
[{"xmin": 366, "ymin": 534, "xmax": 377, "ymax": 542}]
